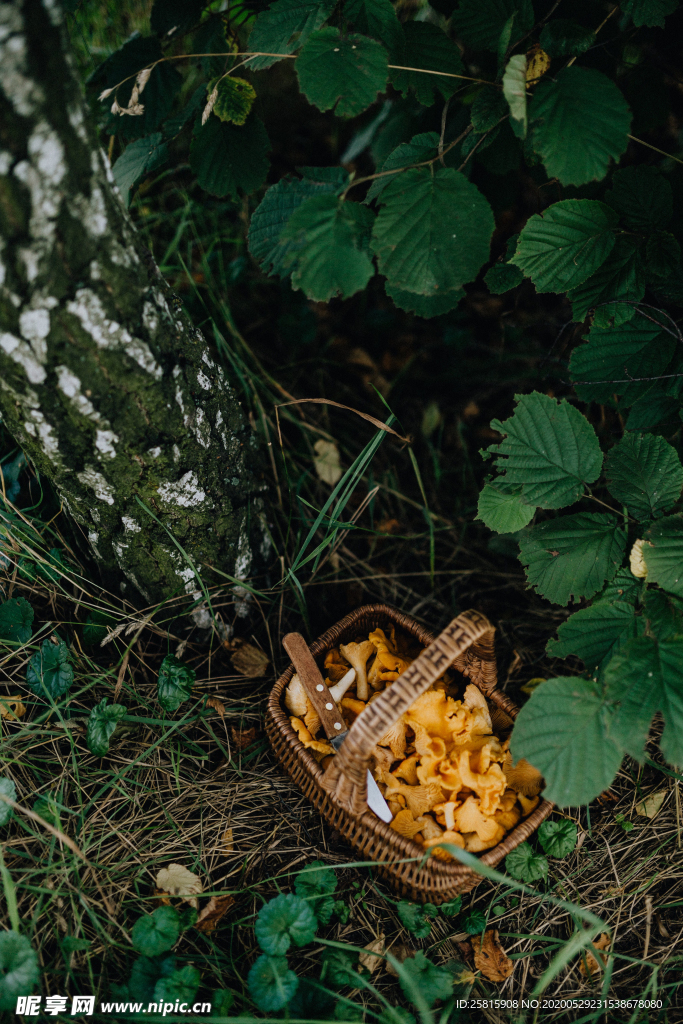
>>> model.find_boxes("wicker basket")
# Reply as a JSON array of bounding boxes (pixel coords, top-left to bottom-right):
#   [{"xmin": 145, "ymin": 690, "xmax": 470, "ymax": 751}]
[{"xmin": 265, "ymin": 603, "xmax": 552, "ymax": 903}]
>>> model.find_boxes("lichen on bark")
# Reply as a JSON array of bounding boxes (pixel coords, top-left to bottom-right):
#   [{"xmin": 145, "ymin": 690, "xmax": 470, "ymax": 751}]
[{"xmin": 0, "ymin": 0, "xmax": 266, "ymax": 605}]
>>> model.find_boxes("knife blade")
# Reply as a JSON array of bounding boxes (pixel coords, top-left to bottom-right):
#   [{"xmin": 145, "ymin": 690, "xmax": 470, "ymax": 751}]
[{"xmin": 282, "ymin": 632, "xmax": 393, "ymax": 824}]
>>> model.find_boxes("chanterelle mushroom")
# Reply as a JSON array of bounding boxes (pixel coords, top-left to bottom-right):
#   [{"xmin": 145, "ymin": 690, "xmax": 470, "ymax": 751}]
[
  {"xmin": 339, "ymin": 640, "xmax": 375, "ymax": 701},
  {"xmin": 328, "ymin": 666, "xmax": 356, "ymax": 703},
  {"xmin": 285, "ymin": 673, "xmax": 320, "ymax": 735}
]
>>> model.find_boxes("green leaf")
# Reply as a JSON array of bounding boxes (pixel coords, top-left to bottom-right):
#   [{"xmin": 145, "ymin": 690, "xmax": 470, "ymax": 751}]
[
  {"xmin": 248, "ymin": 954, "xmax": 299, "ymax": 1012},
  {"xmin": 605, "ymin": 636, "xmax": 683, "ymax": 765},
  {"xmin": 452, "ymin": 0, "xmax": 534, "ymax": 51},
  {"xmin": 472, "ymin": 86, "xmax": 508, "ymax": 132},
  {"xmin": 488, "ymin": 392, "xmax": 603, "ymax": 509},
  {"xmin": 605, "ymin": 432, "xmax": 683, "ymax": 522},
  {"xmin": 343, "ymin": 0, "xmax": 403, "ymax": 53},
  {"xmin": 398, "ymin": 951, "xmax": 454, "ymax": 1009},
  {"xmin": 462, "ymin": 909, "xmax": 486, "ymax": 934},
  {"xmin": 294, "ymin": 860, "xmax": 337, "ymax": 899},
  {"xmin": 597, "ymin": 566, "xmax": 642, "ymax": 605},
  {"xmin": 371, "ymin": 167, "xmax": 494, "ymax": 295},
  {"xmin": 248, "ymin": 168, "xmax": 348, "ymax": 278},
  {"xmin": 26, "ymin": 639, "xmax": 73, "ymax": 699},
  {"xmin": 157, "ymin": 654, "xmax": 196, "ymax": 712},
  {"xmin": 510, "ymin": 677, "xmax": 624, "ymax": 805},
  {"xmin": 389, "ymin": 22, "xmax": 464, "ymax": 105},
  {"xmin": 643, "ymin": 515, "xmax": 683, "ymax": 597},
  {"xmin": 646, "ymin": 232, "xmax": 681, "ymax": 281},
  {"xmin": 86, "ymin": 698, "xmax": 127, "ymax": 757},
  {"xmin": 439, "ymin": 896, "xmax": 462, "ymax": 917},
  {"xmin": 627, "ymin": 393, "xmax": 681, "ymax": 433},
  {"xmin": 0, "ymin": 779, "xmax": 16, "ymax": 827},
  {"xmin": 519, "ymin": 513, "xmax": 627, "ymax": 606},
  {"xmin": 621, "ymin": 0, "xmax": 678, "ymax": 27},
  {"xmin": 529, "ymin": 67, "xmax": 631, "ymax": 186},
  {"xmin": 126, "ymin": 955, "xmax": 175, "ymax": 1003},
  {"xmin": 505, "ymin": 842, "xmax": 548, "ymax": 882},
  {"xmin": 255, "ymin": 894, "xmax": 317, "ymax": 956},
  {"xmin": 366, "ymin": 131, "xmax": 439, "ymax": 203},
  {"xmin": 567, "ymin": 236, "xmax": 644, "ymax": 326},
  {"xmin": 537, "ymin": 819, "xmax": 578, "ymax": 858},
  {"xmin": 112, "ymin": 133, "xmax": 168, "ymax": 207},
  {"xmin": 320, "ymin": 948, "xmax": 362, "ymax": 990},
  {"xmin": 510, "ymin": 199, "xmax": 618, "ymax": 293},
  {"xmin": 477, "ymin": 483, "xmax": 535, "ymax": 533},
  {"xmin": 0, "ymin": 932, "xmax": 40, "ymax": 1010},
  {"xmin": 154, "ymin": 965, "xmax": 201, "ymax": 1006},
  {"xmin": 539, "ymin": 19, "xmax": 595, "ymax": 56},
  {"xmin": 32, "ymin": 792, "xmax": 61, "ymax": 827},
  {"xmin": 151, "ymin": 0, "xmax": 205, "ymax": 35},
  {"xmin": 132, "ymin": 907, "xmax": 181, "ymax": 957},
  {"xmin": 190, "ymin": 114, "xmax": 270, "ymax": 199},
  {"xmin": 605, "ymin": 166, "xmax": 673, "ymax": 231},
  {"xmin": 281, "ymin": 194, "xmax": 375, "ymax": 301},
  {"xmin": 644, "ymin": 589, "xmax": 683, "ymax": 641},
  {"xmin": 484, "ymin": 260, "xmax": 524, "ymax": 294},
  {"xmin": 0, "ymin": 598, "xmax": 33, "ymax": 646},
  {"xmin": 247, "ymin": 0, "xmax": 337, "ymax": 70},
  {"xmin": 502, "ymin": 54, "xmax": 527, "ymax": 136},
  {"xmin": 210, "ymin": 76, "xmax": 257, "ymax": 126},
  {"xmin": 82, "ymin": 609, "xmax": 115, "ymax": 647},
  {"xmin": 297, "ymin": 28, "xmax": 389, "ymax": 117},
  {"xmin": 397, "ymin": 901, "xmax": 438, "ymax": 939},
  {"xmin": 384, "ymin": 281, "xmax": 464, "ymax": 318},
  {"xmin": 286, "ymin": 978, "xmax": 336, "ymax": 1018},
  {"xmin": 569, "ymin": 314, "xmax": 677, "ymax": 406},
  {"xmin": 547, "ymin": 601, "xmax": 641, "ymax": 676}
]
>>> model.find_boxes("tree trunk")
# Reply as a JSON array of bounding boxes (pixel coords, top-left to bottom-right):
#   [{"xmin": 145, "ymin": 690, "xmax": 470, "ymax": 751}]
[{"xmin": 0, "ymin": 0, "xmax": 267, "ymax": 606}]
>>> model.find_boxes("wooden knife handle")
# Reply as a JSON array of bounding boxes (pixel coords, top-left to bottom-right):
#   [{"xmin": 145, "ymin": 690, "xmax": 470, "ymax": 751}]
[{"xmin": 282, "ymin": 632, "xmax": 346, "ymax": 741}]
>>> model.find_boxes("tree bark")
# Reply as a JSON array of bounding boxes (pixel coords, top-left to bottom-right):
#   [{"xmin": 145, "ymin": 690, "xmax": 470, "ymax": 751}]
[{"xmin": 0, "ymin": 0, "xmax": 267, "ymax": 606}]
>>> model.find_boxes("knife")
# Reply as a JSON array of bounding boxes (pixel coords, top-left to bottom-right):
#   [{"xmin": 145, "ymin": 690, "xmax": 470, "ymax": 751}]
[{"xmin": 282, "ymin": 632, "xmax": 393, "ymax": 824}]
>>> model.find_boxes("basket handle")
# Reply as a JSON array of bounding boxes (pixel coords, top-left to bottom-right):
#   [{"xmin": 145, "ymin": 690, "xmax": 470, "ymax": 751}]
[{"xmin": 321, "ymin": 609, "xmax": 496, "ymax": 815}]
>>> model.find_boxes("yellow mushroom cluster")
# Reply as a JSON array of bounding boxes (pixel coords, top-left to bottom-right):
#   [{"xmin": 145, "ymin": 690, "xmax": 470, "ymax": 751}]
[{"xmin": 286, "ymin": 626, "xmax": 543, "ymax": 859}]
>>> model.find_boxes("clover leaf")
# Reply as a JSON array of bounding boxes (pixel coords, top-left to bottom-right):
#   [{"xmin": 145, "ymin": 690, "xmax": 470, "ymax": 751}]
[
  {"xmin": 157, "ymin": 655, "xmax": 196, "ymax": 712},
  {"xmin": 505, "ymin": 842, "xmax": 549, "ymax": 882},
  {"xmin": 397, "ymin": 900, "xmax": 438, "ymax": 938},
  {"xmin": 131, "ymin": 907, "xmax": 180, "ymax": 957},
  {"xmin": 538, "ymin": 820, "xmax": 578, "ymax": 858},
  {"xmin": 254, "ymin": 894, "xmax": 317, "ymax": 956},
  {"xmin": 26, "ymin": 639, "xmax": 73, "ymax": 699},
  {"xmin": 87, "ymin": 698, "xmax": 126, "ymax": 757},
  {"xmin": 247, "ymin": 954, "xmax": 299, "ymax": 1013}
]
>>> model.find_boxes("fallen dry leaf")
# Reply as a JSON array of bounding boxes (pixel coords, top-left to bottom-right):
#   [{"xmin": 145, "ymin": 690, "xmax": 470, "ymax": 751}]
[
  {"xmin": 359, "ymin": 934, "xmax": 385, "ymax": 974},
  {"xmin": 0, "ymin": 696, "xmax": 25, "ymax": 720},
  {"xmin": 453, "ymin": 966, "xmax": 478, "ymax": 986},
  {"xmin": 579, "ymin": 933, "xmax": 611, "ymax": 977},
  {"xmin": 222, "ymin": 827, "xmax": 234, "ymax": 853},
  {"xmin": 313, "ymin": 439, "xmax": 343, "ymax": 487},
  {"xmin": 206, "ymin": 696, "xmax": 225, "ymax": 718},
  {"xmin": 471, "ymin": 930, "xmax": 514, "ymax": 982},
  {"xmin": 636, "ymin": 791, "xmax": 666, "ymax": 819},
  {"xmin": 230, "ymin": 725, "xmax": 258, "ymax": 749},
  {"xmin": 156, "ymin": 864, "xmax": 203, "ymax": 908},
  {"xmin": 195, "ymin": 894, "xmax": 235, "ymax": 934},
  {"xmin": 384, "ymin": 942, "xmax": 412, "ymax": 977},
  {"xmin": 231, "ymin": 643, "xmax": 269, "ymax": 677}
]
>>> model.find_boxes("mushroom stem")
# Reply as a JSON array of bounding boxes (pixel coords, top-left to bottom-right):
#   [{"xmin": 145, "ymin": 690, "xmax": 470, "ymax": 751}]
[{"xmin": 328, "ymin": 667, "xmax": 356, "ymax": 703}]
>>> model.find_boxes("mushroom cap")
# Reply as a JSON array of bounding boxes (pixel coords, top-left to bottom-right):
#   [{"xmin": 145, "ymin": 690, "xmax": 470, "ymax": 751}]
[
  {"xmin": 378, "ymin": 719, "xmax": 407, "ymax": 760},
  {"xmin": 393, "ymin": 753, "xmax": 420, "ymax": 786},
  {"xmin": 414, "ymin": 814, "xmax": 443, "ymax": 841},
  {"xmin": 457, "ymin": 750, "xmax": 506, "ymax": 816},
  {"xmin": 518, "ymin": 793, "xmax": 540, "ymax": 816},
  {"xmin": 502, "ymin": 752, "xmax": 544, "ymax": 797},
  {"xmin": 463, "ymin": 827, "xmax": 504, "ymax": 852},
  {"xmin": 433, "ymin": 801, "xmax": 459, "ymax": 831},
  {"xmin": 390, "ymin": 809, "xmax": 424, "ymax": 840},
  {"xmin": 454, "ymin": 796, "xmax": 502, "ymax": 842},
  {"xmin": 404, "ymin": 690, "xmax": 467, "ymax": 742},
  {"xmin": 285, "ymin": 675, "xmax": 309, "ymax": 718},
  {"xmin": 424, "ymin": 830, "xmax": 465, "ymax": 860},
  {"xmin": 289, "ymin": 717, "xmax": 333, "ymax": 762},
  {"xmin": 371, "ymin": 744, "xmax": 395, "ymax": 777},
  {"xmin": 463, "ymin": 683, "xmax": 493, "ymax": 731}
]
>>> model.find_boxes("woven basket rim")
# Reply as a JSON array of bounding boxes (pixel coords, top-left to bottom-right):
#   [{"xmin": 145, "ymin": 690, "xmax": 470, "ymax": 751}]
[{"xmin": 266, "ymin": 602, "xmax": 553, "ymax": 884}]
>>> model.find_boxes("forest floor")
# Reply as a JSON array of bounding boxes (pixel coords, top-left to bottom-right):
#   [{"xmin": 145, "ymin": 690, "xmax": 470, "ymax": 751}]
[{"xmin": 0, "ymin": 4, "xmax": 681, "ymax": 1019}]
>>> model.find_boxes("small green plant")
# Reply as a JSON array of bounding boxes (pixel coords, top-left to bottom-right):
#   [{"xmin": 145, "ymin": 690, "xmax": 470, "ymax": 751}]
[
  {"xmin": 156, "ymin": 654, "xmax": 196, "ymax": 712},
  {"xmin": 505, "ymin": 817, "xmax": 578, "ymax": 882}
]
